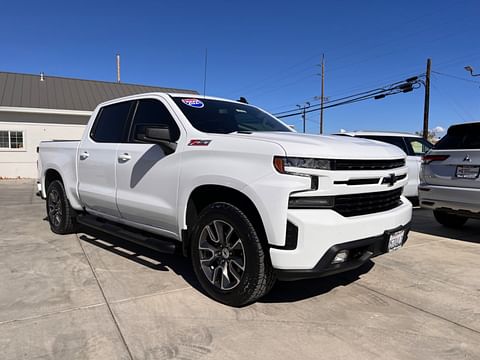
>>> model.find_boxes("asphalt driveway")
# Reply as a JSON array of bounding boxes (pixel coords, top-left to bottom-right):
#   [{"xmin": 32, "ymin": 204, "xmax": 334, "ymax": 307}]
[{"xmin": 0, "ymin": 180, "xmax": 479, "ymax": 359}]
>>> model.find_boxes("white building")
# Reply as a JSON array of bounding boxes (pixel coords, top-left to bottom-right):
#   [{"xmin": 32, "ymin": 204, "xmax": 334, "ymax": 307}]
[{"xmin": 0, "ymin": 72, "xmax": 196, "ymax": 178}]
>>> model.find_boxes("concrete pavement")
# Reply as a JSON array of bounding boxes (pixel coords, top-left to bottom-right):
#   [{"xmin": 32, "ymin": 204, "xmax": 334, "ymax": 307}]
[{"xmin": 0, "ymin": 180, "xmax": 479, "ymax": 359}]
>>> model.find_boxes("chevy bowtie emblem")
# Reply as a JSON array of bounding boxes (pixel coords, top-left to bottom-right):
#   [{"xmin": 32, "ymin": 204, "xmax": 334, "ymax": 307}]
[
  {"xmin": 382, "ymin": 173, "xmax": 397, "ymax": 187},
  {"xmin": 463, "ymin": 154, "xmax": 471, "ymax": 162}
]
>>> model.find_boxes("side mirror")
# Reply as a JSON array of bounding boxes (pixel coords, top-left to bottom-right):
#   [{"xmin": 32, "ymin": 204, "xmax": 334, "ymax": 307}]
[
  {"xmin": 141, "ymin": 126, "xmax": 177, "ymax": 153},
  {"xmin": 144, "ymin": 126, "xmax": 171, "ymax": 142}
]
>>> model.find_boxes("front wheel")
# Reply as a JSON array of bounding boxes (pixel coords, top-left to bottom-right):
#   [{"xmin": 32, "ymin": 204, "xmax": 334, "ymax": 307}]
[
  {"xmin": 190, "ymin": 202, "xmax": 275, "ymax": 307},
  {"xmin": 433, "ymin": 210, "xmax": 468, "ymax": 228},
  {"xmin": 46, "ymin": 180, "xmax": 78, "ymax": 234}
]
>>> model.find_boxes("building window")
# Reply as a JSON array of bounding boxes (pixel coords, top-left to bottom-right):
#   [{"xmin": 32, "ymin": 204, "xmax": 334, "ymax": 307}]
[{"xmin": 0, "ymin": 130, "xmax": 25, "ymax": 150}]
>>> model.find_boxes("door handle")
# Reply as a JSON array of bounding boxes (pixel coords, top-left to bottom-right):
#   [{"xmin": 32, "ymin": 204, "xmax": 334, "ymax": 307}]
[
  {"xmin": 79, "ymin": 151, "xmax": 89, "ymax": 160},
  {"xmin": 118, "ymin": 153, "xmax": 131, "ymax": 162}
]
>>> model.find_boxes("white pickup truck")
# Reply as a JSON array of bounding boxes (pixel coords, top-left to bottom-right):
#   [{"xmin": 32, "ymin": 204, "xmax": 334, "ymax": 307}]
[{"xmin": 38, "ymin": 93, "xmax": 412, "ymax": 306}]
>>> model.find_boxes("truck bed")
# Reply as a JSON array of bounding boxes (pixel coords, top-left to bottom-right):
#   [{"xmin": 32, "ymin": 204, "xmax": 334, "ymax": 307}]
[{"xmin": 38, "ymin": 140, "xmax": 80, "ymax": 199}]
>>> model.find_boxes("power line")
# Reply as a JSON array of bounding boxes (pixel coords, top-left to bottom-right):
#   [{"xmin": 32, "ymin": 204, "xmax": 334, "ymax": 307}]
[
  {"xmin": 434, "ymin": 50, "xmax": 480, "ymax": 71},
  {"xmin": 266, "ymin": 68, "xmax": 425, "ymax": 113},
  {"xmin": 273, "ymin": 75, "xmax": 423, "ymax": 119},
  {"xmin": 273, "ymin": 77, "xmax": 418, "ymax": 116},
  {"xmin": 432, "ymin": 70, "xmax": 480, "ymax": 85},
  {"xmin": 430, "ymin": 74, "xmax": 473, "ymax": 121}
]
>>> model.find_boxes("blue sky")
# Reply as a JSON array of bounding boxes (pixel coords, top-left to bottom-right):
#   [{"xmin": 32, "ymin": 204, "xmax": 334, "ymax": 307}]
[{"xmin": 1, "ymin": 0, "xmax": 479, "ymax": 135}]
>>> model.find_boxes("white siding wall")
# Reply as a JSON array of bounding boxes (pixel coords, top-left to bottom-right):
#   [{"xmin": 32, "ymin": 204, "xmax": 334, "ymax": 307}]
[{"xmin": 0, "ymin": 121, "xmax": 85, "ymax": 178}]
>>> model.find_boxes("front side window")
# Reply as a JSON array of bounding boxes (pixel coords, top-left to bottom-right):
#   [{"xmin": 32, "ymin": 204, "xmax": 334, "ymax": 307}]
[
  {"xmin": 435, "ymin": 123, "xmax": 480, "ymax": 150},
  {"xmin": 129, "ymin": 99, "xmax": 180, "ymax": 142},
  {"xmin": 405, "ymin": 137, "xmax": 432, "ymax": 156},
  {"xmin": 0, "ymin": 130, "xmax": 24, "ymax": 150},
  {"xmin": 172, "ymin": 97, "xmax": 291, "ymax": 134},
  {"xmin": 91, "ymin": 101, "xmax": 134, "ymax": 143}
]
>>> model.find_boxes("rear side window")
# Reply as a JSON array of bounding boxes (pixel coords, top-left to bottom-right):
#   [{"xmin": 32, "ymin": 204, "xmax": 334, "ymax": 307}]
[
  {"xmin": 129, "ymin": 99, "xmax": 180, "ymax": 142},
  {"xmin": 358, "ymin": 135, "xmax": 408, "ymax": 154},
  {"xmin": 91, "ymin": 101, "xmax": 133, "ymax": 142},
  {"xmin": 435, "ymin": 123, "xmax": 480, "ymax": 150}
]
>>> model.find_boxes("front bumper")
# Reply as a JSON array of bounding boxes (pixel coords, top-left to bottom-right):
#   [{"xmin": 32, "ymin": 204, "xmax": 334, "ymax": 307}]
[
  {"xmin": 269, "ymin": 197, "xmax": 412, "ymax": 270},
  {"xmin": 276, "ymin": 223, "xmax": 410, "ymax": 281},
  {"xmin": 419, "ymin": 184, "xmax": 480, "ymax": 214}
]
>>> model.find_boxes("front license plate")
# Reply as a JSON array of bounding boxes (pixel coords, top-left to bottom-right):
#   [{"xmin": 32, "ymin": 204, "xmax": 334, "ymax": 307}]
[
  {"xmin": 388, "ymin": 230, "xmax": 404, "ymax": 252},
  {"xmin": 456, "ymin": 165, "xmax": 480, "ymax": 179}
]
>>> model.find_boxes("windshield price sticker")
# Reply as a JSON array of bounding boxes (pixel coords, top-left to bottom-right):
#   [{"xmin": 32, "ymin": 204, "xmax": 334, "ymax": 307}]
[{"xmin": 182, "ymin": 99, "xmax": 204, "ymax": 108}]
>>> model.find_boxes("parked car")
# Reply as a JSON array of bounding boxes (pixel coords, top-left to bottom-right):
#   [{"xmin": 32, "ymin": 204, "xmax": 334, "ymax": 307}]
[
  {"xmin": 419, "ymin": 122, "xmax": 480, "ymax": 228},
  {"xmin": 336, "ymin": 131, "xmax": 433, "ymax": 200},
  {"xmin": 38, "ymin": 93, "xmax": 412, "ymax": 306}
]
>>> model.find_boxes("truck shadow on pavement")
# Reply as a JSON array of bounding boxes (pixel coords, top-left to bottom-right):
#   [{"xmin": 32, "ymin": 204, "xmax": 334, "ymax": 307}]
[
  {"xmin": 77, "ymin": 227, "xmax": 199, "ymax": 288},
  {"xmin": 77, "ymin": 226, "xmax": 373, "ymax": 304},
  {"xmin": 411, "ymin": 209, "xmax": 480, "ymax": 244},
  {"xmin": 261, "ymin": 262, "xmax": 374, "ymax": 303}
]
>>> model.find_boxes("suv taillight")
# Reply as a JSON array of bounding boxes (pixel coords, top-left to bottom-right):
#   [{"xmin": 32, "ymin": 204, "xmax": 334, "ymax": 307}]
[{"xmin": 422, "ymin": 154, "xmax": 449, "ymax": 164}]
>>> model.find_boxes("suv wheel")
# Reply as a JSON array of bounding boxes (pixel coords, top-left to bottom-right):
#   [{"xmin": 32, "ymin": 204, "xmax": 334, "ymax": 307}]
[
  {"xmin": 191, "ymin": 202, "xmax": 276, "ymax": 307},
  {"xmin": 46, "ymin": 180, "xmax": 78, "ymax": 234},
  {"xmin": 433, "ymin": 210, "xmax": 468, "ymax": 228}
]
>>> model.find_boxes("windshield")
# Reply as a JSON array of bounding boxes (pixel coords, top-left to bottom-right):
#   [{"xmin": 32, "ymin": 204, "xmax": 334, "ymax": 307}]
[{"xmin": 172, "ymin": 97, "xmax": 292, "ymax": 134}]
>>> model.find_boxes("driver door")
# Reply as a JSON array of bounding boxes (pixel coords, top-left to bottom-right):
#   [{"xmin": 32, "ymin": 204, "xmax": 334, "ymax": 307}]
[{"xmin": 115, "ymin": 98, "xmax": 183, "ymax": 237}]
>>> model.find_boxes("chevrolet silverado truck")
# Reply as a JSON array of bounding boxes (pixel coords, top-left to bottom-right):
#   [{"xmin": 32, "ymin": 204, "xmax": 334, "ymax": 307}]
[{"xmin": 38, "ymin": 93, "xmax": 412, "ymax": 306}]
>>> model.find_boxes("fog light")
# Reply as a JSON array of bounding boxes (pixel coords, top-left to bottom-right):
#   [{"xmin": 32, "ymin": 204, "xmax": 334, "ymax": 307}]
[{"xmin": 331, "ymin": 250, "xmax": 349, "ymax": 264}]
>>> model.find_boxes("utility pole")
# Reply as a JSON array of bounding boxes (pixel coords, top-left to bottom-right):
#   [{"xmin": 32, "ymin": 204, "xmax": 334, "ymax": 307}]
[
  {"xmin": 320, "ymin": 54, "xmax": 325, "ymax": 134},
  {"xmin": 296, "ymin": 102, "xmax": 310, "ymax": 133},
  {"xmin": 423, "ymin": 58, "xmax": 431, "ymax": 140}
]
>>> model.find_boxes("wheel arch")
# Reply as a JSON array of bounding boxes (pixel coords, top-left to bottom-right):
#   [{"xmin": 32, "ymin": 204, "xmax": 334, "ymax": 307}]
[
  {"xmin": 182, "ymin": 184, "xmax": 268, "ymax": 257},
  {"xmin": 42, "ymin": 166, "xmax": 83, "ymax": 210},
  {"xmin": 44, "ymin": 168, "xmax": 63, "ymax": 193}
]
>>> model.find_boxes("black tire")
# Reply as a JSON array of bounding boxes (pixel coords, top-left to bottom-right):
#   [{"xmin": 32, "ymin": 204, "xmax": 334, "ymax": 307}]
[
  {"xmin": 190, "ymin": 202, "xmax": 276, "ymax": 307},
  {"xmin": 433, "ymin": 210, "xmax": 468, "ymax": 228},
  {"xmin": 46, "ymin": 180, "xmax": 78, "ymax": 234}
]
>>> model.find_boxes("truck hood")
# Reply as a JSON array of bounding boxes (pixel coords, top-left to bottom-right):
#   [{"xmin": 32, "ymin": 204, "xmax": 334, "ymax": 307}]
[{"xmin": 231, "ymin": 132, "xmax": 406, "ymax": 159}]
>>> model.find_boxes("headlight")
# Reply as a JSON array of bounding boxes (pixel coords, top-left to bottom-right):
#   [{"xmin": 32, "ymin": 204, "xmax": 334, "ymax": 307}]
[{"xmin": 273, "ymin": 156, "xmax": 332, "ymax": 173}]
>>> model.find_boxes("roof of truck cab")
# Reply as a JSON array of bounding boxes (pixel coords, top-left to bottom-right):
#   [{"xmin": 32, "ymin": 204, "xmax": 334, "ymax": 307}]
[{"xmin": 0, "ymin": 71, "xmax": 198, "ymax": 112}]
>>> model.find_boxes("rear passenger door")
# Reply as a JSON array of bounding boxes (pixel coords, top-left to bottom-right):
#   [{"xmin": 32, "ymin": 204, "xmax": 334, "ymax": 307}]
[
  {"xmin": 115, "ymin": 98, "xmax": 184, "ymax": 237},
  {"xmin": 77, "ymin": 101, "xmax": 134, "ymax": 218}
]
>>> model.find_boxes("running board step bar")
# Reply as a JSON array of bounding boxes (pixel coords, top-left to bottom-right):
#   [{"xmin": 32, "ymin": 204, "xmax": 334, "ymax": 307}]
[{"xmin": 76, "ymin": 215, "xmax": 178, "ymax": 254}]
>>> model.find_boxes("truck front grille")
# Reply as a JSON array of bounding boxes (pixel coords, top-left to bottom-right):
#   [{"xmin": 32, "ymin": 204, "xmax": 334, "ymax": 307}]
[
  {"xmin": 333, "ymin": 158, "xmax": 405, "ymax": 170},
  {"xmin": 334, "ymin": 188, "xmax": 403, "ymax": 217}
]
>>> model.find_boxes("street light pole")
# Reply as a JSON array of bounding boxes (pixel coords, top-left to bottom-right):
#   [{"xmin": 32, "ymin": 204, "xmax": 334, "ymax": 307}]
[{"xmin": 464, "ymin": 65, "xmax": 480, "ymax": 77}]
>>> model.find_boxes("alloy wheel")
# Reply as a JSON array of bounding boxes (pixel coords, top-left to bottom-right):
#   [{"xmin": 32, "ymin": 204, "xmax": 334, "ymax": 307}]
[
  {"xmin": 198, "ymin": 220, "xmax": 246, "ymax": 290},
  {"xmin": 48, "ymin": 189, "xmax": 63, "ymax": 227}
]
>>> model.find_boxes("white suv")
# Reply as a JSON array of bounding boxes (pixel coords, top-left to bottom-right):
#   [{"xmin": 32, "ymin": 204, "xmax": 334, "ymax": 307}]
[
  {"xmin": 419, "ymin": 122, "xmax": 480, "ymax": 228},
  {"xmin": 337, "ymin": 132, "xmax": 432, "ymax": 199}
]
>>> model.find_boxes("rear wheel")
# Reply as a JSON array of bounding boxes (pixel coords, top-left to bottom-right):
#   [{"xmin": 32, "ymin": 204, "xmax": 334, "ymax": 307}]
[
  {"xmin": 46, "ymin": 180, "xmax": 78, "ymax": 234},
  {"xmin": 433, "ymin": 210, "xmax": 468, "ymax": 228},
  {"xmin": 190, "ymin": 202, "xmax": 275, "ymax": 307}
]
